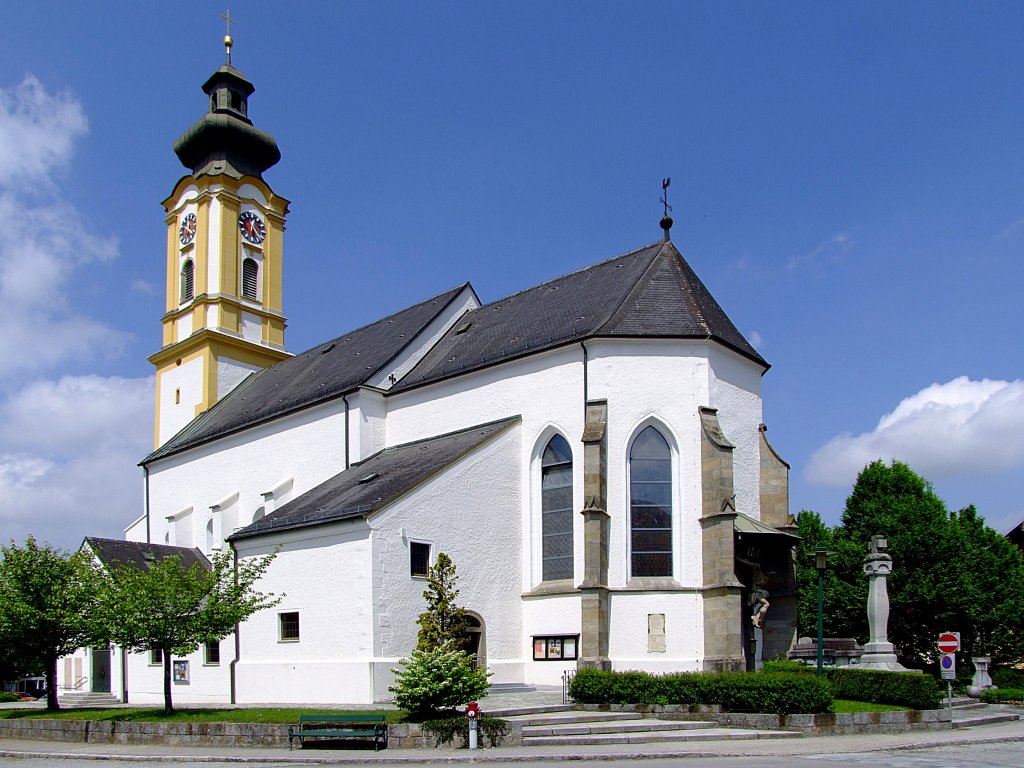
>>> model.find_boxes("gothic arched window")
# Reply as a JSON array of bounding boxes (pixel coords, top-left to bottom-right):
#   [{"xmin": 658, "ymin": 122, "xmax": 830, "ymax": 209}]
[
  {"xmin": 541, "ymin": 434, "xmax": 573, "ymax": 581},
  {"xmin": 629, "ymin": 426, "xmax": 672, "ymax": 577},
  {"xmin": 180, "ymin": 259, "xmax": 195, "ymax": 302},
  {"xmin": 241, "ymin": 257, "xmax": 259, "ymax": 300}
]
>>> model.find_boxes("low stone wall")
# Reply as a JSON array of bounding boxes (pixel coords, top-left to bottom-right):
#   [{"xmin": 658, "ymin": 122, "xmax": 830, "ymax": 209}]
[
  {"xmin": 575, "ymin": 703, "xmax": 952, "ymax": 735},
  {"xmin": 0, "ymin": 718, "xmax": 525, "ymax": 749}
]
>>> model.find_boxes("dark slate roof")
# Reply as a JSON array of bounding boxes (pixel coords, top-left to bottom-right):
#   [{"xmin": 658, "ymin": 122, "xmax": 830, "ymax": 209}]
[
  {"xmin": 84, "ymin": 537, "xmax": 211, "ymax": 572},
  {"xmin": 229, "ymin": 416, "xmax": 520, "ymax": 541},
  {"xmin": 143, "ymin": 285, "xmax": 471, "ymax": 464},
  {"xmin": 394, "ymin": 241, "xmax": 766, "ymax": 391}
]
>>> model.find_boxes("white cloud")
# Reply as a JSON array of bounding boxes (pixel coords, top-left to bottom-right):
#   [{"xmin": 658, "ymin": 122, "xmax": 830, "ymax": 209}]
[
  {"xmin": 0, "ymin": 75, "xmax": 88, "ymax": 187},
  {"xmin": 787, "ymin": 231, "xmax": 853, "ymax": 272},
  {"xmin": 0, "ymin": 76, "xmax": 128, "ymax": 379},
  {"xmin": 748, "ymin": 330, "xmax": 764, "ymax": 350},
  {"xmin": 806, "ymin": 376, "xmax": 1024, "ymax": 487},
  {"xmin": 0, "ymin": 375, "xmax": 153, "ymax": 550}
]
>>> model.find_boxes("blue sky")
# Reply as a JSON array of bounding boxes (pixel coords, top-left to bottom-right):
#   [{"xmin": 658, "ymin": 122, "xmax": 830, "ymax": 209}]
[{"xmin": 1, "ymin": 1, "xmax": 1022, "ymax": 552}]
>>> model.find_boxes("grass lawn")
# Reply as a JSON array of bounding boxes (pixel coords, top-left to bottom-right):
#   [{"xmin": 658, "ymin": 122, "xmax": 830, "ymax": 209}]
[
  {"xmin": 0, "ymin": 707, "xmax": 395, "ymax": 723},
  {"xmin": 832, "ymin": 699, "xmax": 910, "ymax": 713}
]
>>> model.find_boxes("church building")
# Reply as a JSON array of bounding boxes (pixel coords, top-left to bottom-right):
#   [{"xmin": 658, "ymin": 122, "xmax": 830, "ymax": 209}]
[{"xmin": 73, "ymin": 46, "xmax": 798, "ymax": 705}]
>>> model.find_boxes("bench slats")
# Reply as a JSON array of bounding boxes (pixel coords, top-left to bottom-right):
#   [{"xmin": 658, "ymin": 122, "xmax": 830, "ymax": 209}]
[{"xmin": 289, "ymin": 714, "xmax": 388, "ymax": 751}]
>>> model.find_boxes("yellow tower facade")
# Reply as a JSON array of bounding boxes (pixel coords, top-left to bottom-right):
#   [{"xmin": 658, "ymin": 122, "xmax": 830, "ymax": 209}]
[{"xmin": 149, "ymin": 60, "xmax": 290, "ymax": 448}]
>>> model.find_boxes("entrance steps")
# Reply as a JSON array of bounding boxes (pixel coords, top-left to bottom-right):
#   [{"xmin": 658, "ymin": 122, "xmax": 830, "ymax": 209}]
[
  {"xmin": 499, "ymin": 709, "xmax": 799, "ymax": 746},
  {"xmin": 58, "ymin": 691, "xmax": 120, "ymax": 707}
]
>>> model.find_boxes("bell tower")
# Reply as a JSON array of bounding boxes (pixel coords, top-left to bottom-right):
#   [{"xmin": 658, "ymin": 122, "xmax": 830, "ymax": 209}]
[{"xmin": 150, "ymin": 36, "xmax": 290, "ymax": 448}]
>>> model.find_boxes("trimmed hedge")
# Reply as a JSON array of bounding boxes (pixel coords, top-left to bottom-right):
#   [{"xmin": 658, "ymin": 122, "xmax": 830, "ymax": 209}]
[
  {"xmin": 824, "ymin": 668, "xmax": 942, "ymax": 710},
  {"xmin": 980, "ymin": 687, "xmax": 1024, "ymax": 704},
  {"xmin": 568, "ymin": 668, "xmax": 832, "ymax": 714},
  {"xmin": 0, "ymin": 693, "xmax": 19, "ymax": 703},
  {"xmin": 991, "ymin": 668, "xmax": 1024, "ymax": 689},
  {"xmin": 763, "ymin": 661, "xmax": 941, "ymax": 709}
]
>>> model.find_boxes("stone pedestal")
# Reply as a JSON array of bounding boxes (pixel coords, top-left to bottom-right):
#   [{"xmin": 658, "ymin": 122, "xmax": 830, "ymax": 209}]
[{"xmin": 967, "ymin": 657, "xmax": 993, "ymax": 697}]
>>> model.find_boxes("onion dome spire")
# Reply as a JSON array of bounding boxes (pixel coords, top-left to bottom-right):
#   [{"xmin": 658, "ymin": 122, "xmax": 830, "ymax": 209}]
[{"xmin": 172, "ymin": 20, "xmax": 280, "ymax": 180}]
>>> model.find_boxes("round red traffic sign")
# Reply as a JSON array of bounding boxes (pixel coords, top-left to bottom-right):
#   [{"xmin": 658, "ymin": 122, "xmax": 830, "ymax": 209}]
[{"xmin": 938, "ymin": 632, "xmax": 959, "ymax": 653}]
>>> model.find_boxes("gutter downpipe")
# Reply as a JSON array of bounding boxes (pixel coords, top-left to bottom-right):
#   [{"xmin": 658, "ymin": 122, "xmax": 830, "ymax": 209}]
[
  {"xmin": 143, "ymin": 464, "xmax": 151, "ymax": 543},
  {"xmin": 580, "ymin": 341, "xmax": 589, "ymax": 412},
  {"xmin": 342, "ymin": 395, "xmax": 351, "ymax": 469},
  {"xmin": 230, "ymin": 543, "xmax": 240, "ymax": 704}
]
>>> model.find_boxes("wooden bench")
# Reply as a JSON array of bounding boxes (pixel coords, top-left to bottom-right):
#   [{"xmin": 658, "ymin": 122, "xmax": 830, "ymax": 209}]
[{"xmin": 288, "ymin": 713, "xmax": 388, "ymax": 751}]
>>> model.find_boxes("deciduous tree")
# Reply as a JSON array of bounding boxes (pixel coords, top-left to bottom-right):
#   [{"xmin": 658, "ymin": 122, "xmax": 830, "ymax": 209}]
[
  {"xmin": 98, "ymin": 549, "xmax": 279, "ymax": 713},
  {"xmin": 0, "ymin": 537, "xmax": 106, "ymax": 710}
]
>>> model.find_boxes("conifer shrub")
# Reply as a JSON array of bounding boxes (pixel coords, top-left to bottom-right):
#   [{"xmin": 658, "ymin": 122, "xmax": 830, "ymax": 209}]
[{"xmin": 389, "ymin": 642, "xmax": 491, "ymax": 716}]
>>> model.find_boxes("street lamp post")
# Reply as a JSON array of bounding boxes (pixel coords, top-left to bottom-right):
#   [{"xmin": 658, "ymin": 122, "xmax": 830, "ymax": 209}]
[{"xmin": 815, "ymin": 546, "xmax": 828, "ymax": 677}]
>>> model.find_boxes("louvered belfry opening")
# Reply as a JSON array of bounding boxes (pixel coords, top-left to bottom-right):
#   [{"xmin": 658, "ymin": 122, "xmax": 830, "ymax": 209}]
[{"xmin": 242, "ymin": 257, "xmax": 259, "ymax": 299}]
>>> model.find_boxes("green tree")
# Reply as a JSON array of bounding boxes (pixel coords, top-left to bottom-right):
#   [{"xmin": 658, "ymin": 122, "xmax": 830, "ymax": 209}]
[
  {"xmin": 98, "ymin": 549, "xmax": 280, "ymax": 713},
  {"xmin": 0, "ymin": 537, "xmax": 107, "ymax": 710},
  {"xmin": 389, "ymin": 643, "xmax": 491, "ymax": 715},
  {"xmin": 797, "ymin": 460, "xmax": 1024, "ymax": 669},
  {"xmin": 416, "ymin": 552, "xmax": 469, "ymax": 652}
]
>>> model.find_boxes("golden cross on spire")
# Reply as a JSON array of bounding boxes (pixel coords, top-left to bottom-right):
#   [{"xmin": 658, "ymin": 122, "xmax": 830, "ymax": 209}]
[{"xmin": 221, "ymin": 9, "xmax": 236, "ymax": 64}]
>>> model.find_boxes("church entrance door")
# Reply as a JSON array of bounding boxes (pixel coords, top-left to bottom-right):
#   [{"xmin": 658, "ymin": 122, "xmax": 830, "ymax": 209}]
[
  {"xmin": 465, "ymin": 614, "xmax": 486, "ymax": 671},
  {"xmin": 91, "ymin": 646, "xmax": 111, "ymax": 693}
]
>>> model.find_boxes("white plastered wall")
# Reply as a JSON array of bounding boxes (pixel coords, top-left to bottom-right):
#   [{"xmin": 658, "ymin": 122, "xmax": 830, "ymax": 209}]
[
  {"xmin": 146, "ymin": 398, "xmax": 348, "ymax": 555},
  {"xmin": 368, "ymin": 423, "xmax": 523, "ymax": 699},
  {"xmin": 158, "ymin": 356, "xmax": 204, "ymax": 446},
  {"xmin": 232, "ymin": 524, "xmax": 376, "ymax": 704}
]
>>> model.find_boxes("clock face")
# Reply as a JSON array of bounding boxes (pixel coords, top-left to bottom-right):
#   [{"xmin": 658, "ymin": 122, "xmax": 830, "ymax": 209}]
[
  {"xmin": 238, "ymin": 211, "xmax": 267, "ymax": 245},
  {"xmin": 179, "ymin": 212, "xmax": 197, "ymax": 245}
]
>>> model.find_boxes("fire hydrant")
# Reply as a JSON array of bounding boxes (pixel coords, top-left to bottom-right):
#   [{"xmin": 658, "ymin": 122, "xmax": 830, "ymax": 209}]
[{"xmin": 465, "ymin": 701, "xmax": 480, "ymax": 750}]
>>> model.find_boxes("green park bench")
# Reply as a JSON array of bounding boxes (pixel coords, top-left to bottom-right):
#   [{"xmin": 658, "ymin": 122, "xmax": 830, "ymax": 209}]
[{"xmin": 287, "ymin": 713, "xmax": 388, "ymax": 751}]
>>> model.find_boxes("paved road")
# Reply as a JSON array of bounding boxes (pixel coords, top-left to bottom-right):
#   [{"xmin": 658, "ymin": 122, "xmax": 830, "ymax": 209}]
[{"xmin": 1, "ymin": 742, "xmax": 1022, "ymax": 767}]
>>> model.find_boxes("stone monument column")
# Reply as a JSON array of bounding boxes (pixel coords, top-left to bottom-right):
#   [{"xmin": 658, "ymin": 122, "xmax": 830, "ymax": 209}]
[{"xmin": 858, "ymin": 535, "xmax": 911, "ymax": 671}]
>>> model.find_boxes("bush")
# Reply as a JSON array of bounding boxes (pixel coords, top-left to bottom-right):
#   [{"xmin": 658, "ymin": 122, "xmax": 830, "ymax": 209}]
[
  {"xmin": 0, "ymin": 693, "xmax": 18, "ymax": 703},
  {"xmin": 762, "ymin": 660, "xmax": 814, "ymax": 675},
  {"xmin": 991, "ymin": 668, "xmax": 1024, "ymax": 689},
  {"xmin": 980, "ymin": 687, "xmax": 1024, "ymax": 704},
  {"xmin": 389, "ymin": 643, "xmax": 491, "ymax": 715},
  {"xmin": 568, "ymin": 668, "xmax": 832, "ymax": 714},
  {"xmin": 825, "ymin": 668, "xmax": 941, "ymax": 710},
  {"xmin": 421, "ymin": 715, "xmax": 510, "ymax": 747}
]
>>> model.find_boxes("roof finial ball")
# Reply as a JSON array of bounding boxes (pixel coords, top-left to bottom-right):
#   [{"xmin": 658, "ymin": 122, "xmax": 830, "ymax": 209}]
[
  {"xmin": 221, "ymin": 9, "xmax": 236, "ymax": 65},
  {"xmin": 659, "ymin": 177, "xmax": 673, "ymax": 242}
]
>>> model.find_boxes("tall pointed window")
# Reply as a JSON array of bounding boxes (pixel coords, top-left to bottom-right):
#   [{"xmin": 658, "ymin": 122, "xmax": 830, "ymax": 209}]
[
  {"xmin": 630, "ymin": 426, "xmax": 672, "ymax": 577},
  {"xmin": 541, "ymin": 434, "xmax": 573, "ymax": 581},
  {"xmin": 241, "ymin": 257, "xmax": 259, "ymax": 300},
  {"xmin": 180, "ymin": 259, "xmax": 195, "ymax": 302}
]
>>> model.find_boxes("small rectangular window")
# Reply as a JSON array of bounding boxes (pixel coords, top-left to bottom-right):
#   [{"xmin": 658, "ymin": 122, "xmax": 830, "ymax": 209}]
[
  {"xmin": 532, "ymin": 635, "xmax": 579, "ymax": 661},
  {"xmin": 149, "ymin": 649, "xmax": 163, "ymax": 666},
  {"xmin": 204, "ymin": 641, "xmax": 220, "ymax": 665},
  {"xmin": 410, "ymin": 541, "xmax": 431, "ymax": 577},
  {"xmin": 279, "ymin": 611, "xmax": 300, "ymax": 642}
]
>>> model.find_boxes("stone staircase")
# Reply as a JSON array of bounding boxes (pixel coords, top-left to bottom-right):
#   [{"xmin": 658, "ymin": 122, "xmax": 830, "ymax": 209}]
[
  {"xmin": 951, "ymin": 698, "xmax": 1022, "ymax": 729},
  {"xmin": 57, "ymin": 691, "xmax": 120, "ymax": 708},
  {"xmin": 496, "ymin": 708, "xmax": 799, "ymax": 746}
]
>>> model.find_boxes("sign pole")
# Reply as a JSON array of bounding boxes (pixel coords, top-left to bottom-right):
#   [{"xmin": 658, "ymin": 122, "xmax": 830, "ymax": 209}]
[{"xmin": 947, "ymin": 680, "xmax": 953, "ymax": 729}]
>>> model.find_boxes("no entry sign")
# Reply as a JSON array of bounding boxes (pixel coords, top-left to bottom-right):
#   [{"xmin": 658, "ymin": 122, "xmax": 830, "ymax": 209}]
[{"xmin": 938, "ymin": 632, "xmax": 960, "ymax": 654}]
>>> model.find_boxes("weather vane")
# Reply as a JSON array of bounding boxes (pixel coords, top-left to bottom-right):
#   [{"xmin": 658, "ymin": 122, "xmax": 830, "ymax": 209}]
[
  {"xmin": 659, "ymin": 177, "xmax": 674, "ymax": 241},
  {"xmin": 221, "ymin": 9, "xmax": 236, "ymax": 65}
]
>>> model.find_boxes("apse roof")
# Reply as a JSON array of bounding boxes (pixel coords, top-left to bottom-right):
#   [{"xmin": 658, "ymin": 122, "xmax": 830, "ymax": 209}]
[
  {"xmin": 394, "ymin": 240, "xmax": 766, "ymax": 391},
  {"xmin": 228, "ymin": 416, "xmax": 520, "ymax": 541}
]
